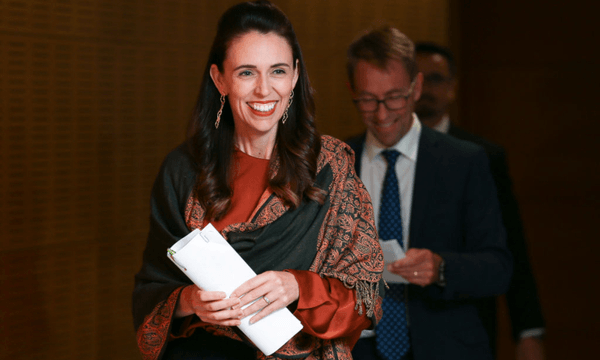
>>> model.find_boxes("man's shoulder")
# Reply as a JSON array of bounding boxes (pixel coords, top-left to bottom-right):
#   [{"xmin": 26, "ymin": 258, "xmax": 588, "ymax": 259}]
[
  {"xmin": 342, "ymin": 129, "xmax": 484, "ymax": 160},
  {"xmin": 344, "ymin": 133, "xmax": 366, "ymax": 153},
  {"xmin": 420, "ymin": 126, "xmax": 484, "ymax": 158},
  {"xmin": 448, "ymin": 124, "xmax": 505, "ymax": 157}
]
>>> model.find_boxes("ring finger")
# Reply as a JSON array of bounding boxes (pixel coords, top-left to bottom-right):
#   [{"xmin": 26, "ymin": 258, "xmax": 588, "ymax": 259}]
[{"xmin": 243, "ymin": 294, "xmax": 273, "ymax": 317}]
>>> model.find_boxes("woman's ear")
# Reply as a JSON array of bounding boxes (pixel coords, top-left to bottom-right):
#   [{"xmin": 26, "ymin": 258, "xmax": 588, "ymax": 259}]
[
  {"xmin": 292, "ymin": 59, "xmax": 299, "ymax": 89},
  {"xmin": 210, "ymin": 64, "xmax": 225, "ymax": 95}
]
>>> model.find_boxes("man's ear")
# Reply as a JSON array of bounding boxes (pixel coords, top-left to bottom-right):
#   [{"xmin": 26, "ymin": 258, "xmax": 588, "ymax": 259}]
[
  {"xmin": 413, "ymin": 72, "xmax": 424, "ymax": 102},
  {"xmin": 210, "ymin": 64, "xmax": 225, "ymax": 95},
  {"xmin": 448, "ymin": 78, "xmax": 457, "ymax": 102}
]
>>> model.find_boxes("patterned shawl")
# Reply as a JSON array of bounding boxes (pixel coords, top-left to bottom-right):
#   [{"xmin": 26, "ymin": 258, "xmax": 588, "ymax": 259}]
[{"xmin": 132, "ymin": 135, "xmax": 383, "ymax": 359}]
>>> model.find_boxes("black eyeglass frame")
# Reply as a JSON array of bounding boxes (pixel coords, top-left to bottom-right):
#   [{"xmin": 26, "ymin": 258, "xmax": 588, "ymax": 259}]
[{"xmin": 352, "ymin": 80, "xmax": 417, "ymax": 113}]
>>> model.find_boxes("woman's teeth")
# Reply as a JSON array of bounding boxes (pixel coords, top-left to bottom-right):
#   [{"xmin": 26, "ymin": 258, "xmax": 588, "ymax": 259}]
[{"xmin": 250, "ymin": 102, "xmax": 276, "ymax": 112}]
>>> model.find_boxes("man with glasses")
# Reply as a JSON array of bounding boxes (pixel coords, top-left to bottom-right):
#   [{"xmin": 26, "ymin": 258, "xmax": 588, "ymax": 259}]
[
  {"xmin": 345, "ymin": 26, "xmax": 512, "ymax": 360},
  {"xmin": 415, "ymin": 42, "xmax": 546, "ymax": 360}
]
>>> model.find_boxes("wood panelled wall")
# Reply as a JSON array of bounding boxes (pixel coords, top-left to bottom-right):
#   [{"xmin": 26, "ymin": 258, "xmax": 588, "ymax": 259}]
[
  {"xmin": 453, "ymin": 1, "xmax": 599, "ymax": 359},
  {"xmin": 0, "ymin": 1, "xmax": 448, "ymax": 359}
]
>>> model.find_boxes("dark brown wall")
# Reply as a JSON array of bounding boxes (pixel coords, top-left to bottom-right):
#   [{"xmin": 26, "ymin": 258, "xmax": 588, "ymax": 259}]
[
  {"xmin": 0, "ymin": 1, "xmax": 448, "ymax": 359},
  {"xmin": 453, "ymin": 1, "xmax": 600, "ymax": 359},
  {"xmin": 8, "ymin": 1, "xmax": 596, "ymax": 359}
]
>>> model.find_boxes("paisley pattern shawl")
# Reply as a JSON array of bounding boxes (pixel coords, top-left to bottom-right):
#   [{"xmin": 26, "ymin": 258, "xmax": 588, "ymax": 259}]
[{"xmin": 133, "ymin": 135, "xmax": 383, "ymax": 360}]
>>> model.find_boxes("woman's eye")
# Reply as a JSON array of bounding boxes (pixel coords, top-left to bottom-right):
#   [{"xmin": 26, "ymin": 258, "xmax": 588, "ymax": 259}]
[{"xmin": 273, "ymin": 69, "xmax": 286, "ymax": 75}]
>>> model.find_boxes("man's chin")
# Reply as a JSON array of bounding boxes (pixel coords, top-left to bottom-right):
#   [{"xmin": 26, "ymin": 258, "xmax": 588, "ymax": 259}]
[{"xmin": 372, "ymin": 130, "xmax": 402, "ymax": 148}]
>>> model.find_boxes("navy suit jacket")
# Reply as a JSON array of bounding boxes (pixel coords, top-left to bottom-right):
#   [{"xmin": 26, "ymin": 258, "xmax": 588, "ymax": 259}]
[
  {"xmin": 447, "ymin": 124, "xmax": 545, "ymax": 354},
  {"xmin": 347, "ymin": 126, "xmax": 513, "ymax": 360}
]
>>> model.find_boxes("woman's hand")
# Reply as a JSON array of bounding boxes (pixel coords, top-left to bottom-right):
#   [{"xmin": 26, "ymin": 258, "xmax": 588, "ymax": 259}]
[
  {"xmin": 230, "ymin": 270, "xmax": 299, "ymax": 324},
  {"xmin": 175, "ymin": 285, "xmax": 244, "ymax": 326}
]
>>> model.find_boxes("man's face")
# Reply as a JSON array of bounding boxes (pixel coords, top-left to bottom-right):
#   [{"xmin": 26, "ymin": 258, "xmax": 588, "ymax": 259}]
[
  {"xmin": 351, "ymin": 59, "xmax": 422, "ymax": 148},
  {"xmin": 414, "ymin": 53, "xmax": 456, "ymax": 125}
]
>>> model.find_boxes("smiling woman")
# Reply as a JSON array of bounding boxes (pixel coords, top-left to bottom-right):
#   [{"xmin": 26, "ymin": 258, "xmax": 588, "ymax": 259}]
[
  {"xmin": 209, "ymin": 31, "xmax": 299, "ymax": 158},
  {"xmin": 132, "ymin": 1, "xmax": 384, "ymax": 360}
]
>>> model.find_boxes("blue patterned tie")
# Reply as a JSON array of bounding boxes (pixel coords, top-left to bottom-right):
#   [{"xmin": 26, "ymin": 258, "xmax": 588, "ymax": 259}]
[{"xmin": 376, "ymin": 149, "xmax": 410, "ymax": 360}]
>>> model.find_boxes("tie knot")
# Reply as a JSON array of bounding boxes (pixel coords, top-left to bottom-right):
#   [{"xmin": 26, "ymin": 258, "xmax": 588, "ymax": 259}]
[{"xmin": 381, "ymin": 149, "xmax": 401, "ymax": 167}]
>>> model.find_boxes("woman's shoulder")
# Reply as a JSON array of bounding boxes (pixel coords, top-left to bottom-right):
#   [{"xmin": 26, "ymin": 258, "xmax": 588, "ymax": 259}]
[
  {"xmin": 317, "ymin": 135, "xmax": 356, "ymax": 172},
  {"xmin": 161, "ymin": 142, "xmax": 195, "ymax": 169},
  {"xmin": 155, "ymin": 142, "xmax": 197, "ymax": 185},
  {"xmin": 320, "ymin": 135, "xmax": 354, "ymax": 156}
]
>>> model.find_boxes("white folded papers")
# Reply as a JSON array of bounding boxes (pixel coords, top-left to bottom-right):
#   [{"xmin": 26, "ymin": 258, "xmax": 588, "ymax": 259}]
[
  {"xmin": 167, "ymin": 223, "xmax": 303, "ymax": 355},
  {"xmin": 379, "ymin": 239, "xmax": 409, "ymax": 284}
]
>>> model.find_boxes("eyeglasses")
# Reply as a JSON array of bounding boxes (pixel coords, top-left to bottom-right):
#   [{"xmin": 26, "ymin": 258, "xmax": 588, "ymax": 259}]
[{"xmin": 353, "ymin": 80, "xmax": 416, "ymax": 113}]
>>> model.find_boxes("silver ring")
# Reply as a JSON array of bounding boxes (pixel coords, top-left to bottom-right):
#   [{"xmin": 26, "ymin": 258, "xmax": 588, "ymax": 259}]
[
  {"xmin": 414, "ymin": 271, "xmax": 418, "ymax": 276},
  {"xmin": 264, "ymin": 296, "xmax": 270, "ymax": 305}
]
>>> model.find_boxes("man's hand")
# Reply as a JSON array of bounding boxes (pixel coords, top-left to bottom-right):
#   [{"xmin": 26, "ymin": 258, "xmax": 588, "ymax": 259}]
[
  {"xmin": 388, "ymin": 248, "xmax": 443, "ymax": 286},
  {"xmin": 516, "ymin": 337, "xmax": 545, "ymax": 360}
]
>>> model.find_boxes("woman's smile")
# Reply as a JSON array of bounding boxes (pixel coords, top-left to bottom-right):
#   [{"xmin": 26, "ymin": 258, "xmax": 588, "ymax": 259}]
[{"xmin": 248, "ymin": 101, "xmax": 278, "ymax": 116}]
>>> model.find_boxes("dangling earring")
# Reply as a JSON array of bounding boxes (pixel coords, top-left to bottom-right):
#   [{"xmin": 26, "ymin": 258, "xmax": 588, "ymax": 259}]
[
  {"xmin": 215, "ymin": 94, "xmax": 225, "ymax": 129},
  {"xmin": 281, "ymin": 90, "xmax": 294, "ymax": 124}
]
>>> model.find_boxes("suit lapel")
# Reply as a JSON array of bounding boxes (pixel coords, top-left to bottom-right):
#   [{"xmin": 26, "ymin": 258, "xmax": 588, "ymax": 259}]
[
  {"xmin": 409, "ymin": 127, "xmax": 440, "ymax": 248},
  {"xmin": 347, "ymin": 130, "xmax": 439, "ymax": 249},
  {"xmin": 346, "ymin": 133, "xmax": 366, "ymax": 176}
]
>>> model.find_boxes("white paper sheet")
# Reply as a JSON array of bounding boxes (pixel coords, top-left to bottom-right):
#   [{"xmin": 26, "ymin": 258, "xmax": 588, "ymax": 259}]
[
  {"xmin": 379, "ymin": 239, "xmax": 409, "ymax": 284},
  {"xmin": 167, "ymin": 224, "xmax": 303, "ymax": 355}
]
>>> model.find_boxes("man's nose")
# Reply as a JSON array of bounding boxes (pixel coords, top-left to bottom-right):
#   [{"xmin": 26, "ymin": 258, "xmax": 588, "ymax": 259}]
[{"xmin": 376, "ymin": 101, "xmax": 389, "ymax": 121}]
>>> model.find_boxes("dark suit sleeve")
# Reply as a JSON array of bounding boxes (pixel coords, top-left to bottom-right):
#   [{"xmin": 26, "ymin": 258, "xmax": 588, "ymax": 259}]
[
  {"xmin": 489, "ymin": 150, "xmax": 545, "ymax": 339},
  {"xmin": 438, "ymin": 148, "xmax": 513, "ymax": 299},
  {"xmin": 448, "ymin": 125, "xmax": 545, "ymax": 339}
]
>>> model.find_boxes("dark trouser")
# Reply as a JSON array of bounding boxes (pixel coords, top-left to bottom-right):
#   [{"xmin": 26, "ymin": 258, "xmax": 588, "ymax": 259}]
[{"xmin": 352, "ymin": 337, "xmax": 413, "ymax": 360}]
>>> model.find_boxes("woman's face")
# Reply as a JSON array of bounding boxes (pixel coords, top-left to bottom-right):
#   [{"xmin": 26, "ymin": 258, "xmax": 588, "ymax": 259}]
[{"xmin": 211, "ymin": 31, "xmax": 298, "ymax": 144}]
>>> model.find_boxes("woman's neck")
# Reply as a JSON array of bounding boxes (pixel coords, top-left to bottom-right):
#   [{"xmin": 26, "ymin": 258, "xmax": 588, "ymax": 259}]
[{"xmin": 234, "ymin": 132, "xmax": 276, "ymax": 159}]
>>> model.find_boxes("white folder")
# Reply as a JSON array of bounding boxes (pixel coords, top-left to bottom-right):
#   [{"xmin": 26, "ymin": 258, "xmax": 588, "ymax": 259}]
[{"xmin": 167, "ymin": 223, "xmax": 303, "ymax": 355}]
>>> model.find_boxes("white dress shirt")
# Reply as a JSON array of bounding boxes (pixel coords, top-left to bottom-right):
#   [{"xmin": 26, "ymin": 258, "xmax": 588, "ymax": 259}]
[
  {"xmin": 432, "ymin": 114, "xmax": 451, "ymax": 134},
  {"xmin": 357, "ymin": 114, "xmax": 421, "ymax": 338},
  {"xmin": 360, "ymin": 114, "xmax": 422, "ymax": 251}
]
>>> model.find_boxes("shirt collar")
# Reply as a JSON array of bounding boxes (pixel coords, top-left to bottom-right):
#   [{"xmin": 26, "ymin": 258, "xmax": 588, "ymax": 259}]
[
  {"xmin": 433, "ymin": 114, "xmax": 451, "ymax": 134},
  {"xmin": 365, "ymin": 113, "xmax": 421, "ymax": 162}
]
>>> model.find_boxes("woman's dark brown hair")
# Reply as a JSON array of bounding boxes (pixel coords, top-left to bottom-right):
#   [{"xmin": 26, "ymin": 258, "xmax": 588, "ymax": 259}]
[{"xmin": 187, "ymin": 0, "xmax": 325, "ymax": 221}]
